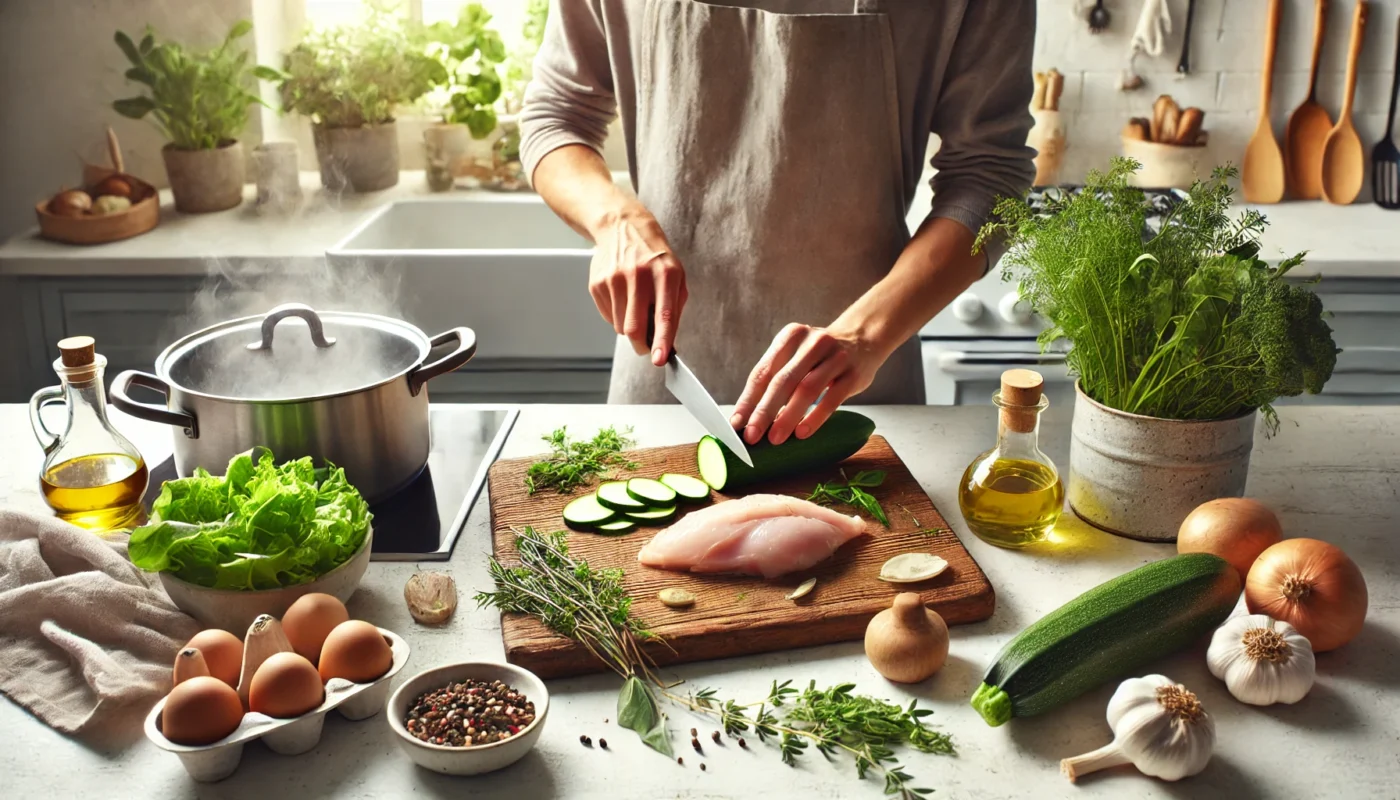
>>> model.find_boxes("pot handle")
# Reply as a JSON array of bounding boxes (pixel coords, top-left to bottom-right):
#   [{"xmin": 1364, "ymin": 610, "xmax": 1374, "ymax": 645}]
[
  {"xmin": 246, "ymin": 302, "xmax": 337, "ymax": 351},
  {"xmin": 110, "ymin": 370, "xmax": 200, "ymax": 438},
  {"xmin": 408, "ymin": 327, "xmax": 476, "ymax": 397},
  {"xmin": 28, "ymin": 385, "xmax": 65, "ymax": 456}
]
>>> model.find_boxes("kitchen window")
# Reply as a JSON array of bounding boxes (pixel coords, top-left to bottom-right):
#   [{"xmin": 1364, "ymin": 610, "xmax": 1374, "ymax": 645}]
[{"xmin": 298, "ymin": 0, "xmax": 534, "ymax": 47}]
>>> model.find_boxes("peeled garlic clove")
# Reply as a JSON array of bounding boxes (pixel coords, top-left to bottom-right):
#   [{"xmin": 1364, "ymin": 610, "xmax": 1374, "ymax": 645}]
[
  {"xmin": 879, "ymin": 553, "xmax": 949, "ymax": 583},
  {"xmin": 404, "ymin": 571, "xmax": 458, "ymax": 625},
  {"xmin": 658, "ymin": 588, "xmax": 697, "ymax": 608},
  {"xmin": 786, "ymin": 578, "xmax": 817, "ymax": 601}
]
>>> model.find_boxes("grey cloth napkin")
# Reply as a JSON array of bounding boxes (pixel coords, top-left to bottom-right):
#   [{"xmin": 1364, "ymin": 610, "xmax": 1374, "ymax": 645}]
[{"xmin": 0, "ymin": 509, "xmax": 198, "ymax": 734}]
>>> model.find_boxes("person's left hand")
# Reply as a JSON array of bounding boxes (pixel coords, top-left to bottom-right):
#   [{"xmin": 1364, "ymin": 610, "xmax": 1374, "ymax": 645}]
[{"xmin": 729, "ymin": 322, "xmax": 885, "ymax": 446}]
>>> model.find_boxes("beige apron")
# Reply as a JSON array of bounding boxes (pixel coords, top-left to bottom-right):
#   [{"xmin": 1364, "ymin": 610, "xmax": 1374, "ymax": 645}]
[{"xmin": 609, "ymin": 0, "xmax": 926, "ymax": 406}]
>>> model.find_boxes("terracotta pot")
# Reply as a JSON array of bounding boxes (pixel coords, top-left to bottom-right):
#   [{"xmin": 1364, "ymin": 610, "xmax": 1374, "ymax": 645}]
[
  {"xmin": 313, "ymin": 121, "xmax": 399, "ymax": 192},
  {"xmin": 162, "ymin": 141, "xmax": 245, "ymax": 213},
  {"xmin": 1068, "ymin": 383, "xmax": 1256, "ymax": 542},
  {"xmin": 1121, "ymin": 137, "xmax": 1208, "ymax": 189}
]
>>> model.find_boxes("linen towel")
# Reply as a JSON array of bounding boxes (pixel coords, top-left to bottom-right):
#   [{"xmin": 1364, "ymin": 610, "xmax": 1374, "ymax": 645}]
[{"xmin": 0, "ymin": 509, "xmax": 198, "ymax": 734}]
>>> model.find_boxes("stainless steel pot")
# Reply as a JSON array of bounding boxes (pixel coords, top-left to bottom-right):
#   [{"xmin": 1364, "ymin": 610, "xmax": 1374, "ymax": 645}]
[{"xmin": 110, "ymin": 303, "xmax": 475, "ymax": 502}]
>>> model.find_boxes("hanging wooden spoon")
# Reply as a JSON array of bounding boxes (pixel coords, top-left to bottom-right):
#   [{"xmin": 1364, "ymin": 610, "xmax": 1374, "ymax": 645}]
[
  {"xmin": 1286, "ymin": 0, "xmax": 1334, "ymax": 199},
  {"xmin": 1244, "ymin": 0, "xmax": 1286, "ymax": 203},
  {"xmin": 1320, "ymin": 0, "xmax": 1369, "ymax": 205}
]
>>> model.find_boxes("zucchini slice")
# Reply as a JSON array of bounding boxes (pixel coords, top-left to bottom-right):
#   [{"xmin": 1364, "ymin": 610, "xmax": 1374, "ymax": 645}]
[
  {"xmin": 596, "ymin": 481, "xmax": 646, "ymax": 511},
  {"xmin": 660, "ymin": 473, "xmax": 711, "ymax": 502},
  {"xmin": 562, "ymin": 494, "xmax": 615, "ymax": 529},
  {"xmin": 626, "ymin": 478, "xmax": 677, "ymax": 506},
  {"xmin": 624, "ymin": 505, "xmax": 677, "ymax": 523},
  {"xmin": 697, "ymin": 437, "xmax": 729, "ymax": 491},
  {"xmin": 593, "ymin": 519, "xmax": 637, "ymax": 534}
]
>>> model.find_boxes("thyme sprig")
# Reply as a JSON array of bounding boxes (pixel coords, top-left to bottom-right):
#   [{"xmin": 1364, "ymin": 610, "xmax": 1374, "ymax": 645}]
[
  {"xmin": 524, "ymin": 425, "xmax": 637, "ymax": 494},
  {"xmin": 809, "ymin": 470, "xmax": 890, "ymax": 526}
]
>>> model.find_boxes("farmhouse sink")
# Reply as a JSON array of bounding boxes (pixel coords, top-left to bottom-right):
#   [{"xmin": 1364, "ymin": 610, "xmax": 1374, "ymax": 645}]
[{"xmin": 328, "ymin": 195, "xmax": 615, "ymax": 361}]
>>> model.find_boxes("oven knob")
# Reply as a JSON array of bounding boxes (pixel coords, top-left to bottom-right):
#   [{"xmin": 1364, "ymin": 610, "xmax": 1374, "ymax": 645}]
[
  {"xmin": 998, "ymin": 291, "xmax": 1033, "ymax": 325},
  {"xmin": 951, "ymin": 293, "xmax": 984, "ymax": 323}
]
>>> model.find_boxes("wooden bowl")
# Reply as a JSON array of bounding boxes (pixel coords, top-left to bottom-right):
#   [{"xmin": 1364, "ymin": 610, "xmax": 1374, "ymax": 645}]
[{"xmin": 35, "ymin": 173, "xmax": 160, "ymax": 245}]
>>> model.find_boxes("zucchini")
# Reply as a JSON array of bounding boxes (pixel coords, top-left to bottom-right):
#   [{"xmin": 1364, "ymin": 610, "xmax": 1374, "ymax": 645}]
[
  {"xmin": 596, "ymin": 481, "xmax": 646, "ymax": 511},
  {"xmin": 696, "ymin": 410, "xmax": 876, "ymax": 491},
  {"xmin": 660, "ymin": 473, "xmax": 710, "ymax": 502},
  {"xmin": 624, "ymin": 505, "xmax": 677, "ymax": 523},
  {"xmin": 626, "ymin": 478, "xmax": 677, "ymax": 506},
  {"xmin": 593, "ymin": 519, "xmax": 637, "ymax": 534},
  {"xmin": 970, "ymin": 553, "xmax": 1241, "ymax": 727},
  {"xmin": 562, "ymin": 494, "xmax": 615, "ymax": 529}
]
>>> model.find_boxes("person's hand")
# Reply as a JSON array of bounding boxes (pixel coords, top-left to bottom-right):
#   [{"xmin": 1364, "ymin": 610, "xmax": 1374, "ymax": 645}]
[
  {"xmin": 729, "ymin": 323, "xmax": 886, "ymax": 446},
  {"xmin": 588, "ymin": 207, "xmax": 687, "ymax": 365}
]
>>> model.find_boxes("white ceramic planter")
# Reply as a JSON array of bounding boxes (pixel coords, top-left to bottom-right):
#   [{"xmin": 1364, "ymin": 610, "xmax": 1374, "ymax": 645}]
[
  {"xmin": 162, "ymin": 141, "xmax": 245, "ymax": 213},
  {"xmin": 1068, "ymin": 384, "xmax": 1256, "ymax": 541},
  {"xmin": 313, "ymin": 121, "xmax": 400, "ymax": 192}
]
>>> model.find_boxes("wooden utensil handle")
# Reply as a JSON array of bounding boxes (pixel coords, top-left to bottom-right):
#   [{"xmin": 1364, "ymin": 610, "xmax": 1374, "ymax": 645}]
[
  {"xmin": 106, "ymin": 127, "xmax": 123, "ymax": 174},
  {"xmin": 1032, "ymin": 72, "xmax": 1048, "ymax": 112},
  {"xmin": 1260, "ymin": 0, "xmax": 1283, "ymax": 114},
  {"xmin": 1307, "ymin": 0, "xmax": 1329, "ymax": 95},
  {"xmin": 1340, "ymin": 0, "xmax": 1369, "ymax": 118}
]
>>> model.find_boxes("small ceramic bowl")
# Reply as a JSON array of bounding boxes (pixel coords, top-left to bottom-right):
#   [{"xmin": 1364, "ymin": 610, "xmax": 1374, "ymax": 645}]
[
  {"xmin": 387, "ymin": 661, "xmax": 549, "ymax": 776},
  {"xmin": 159, "ymin": 528, "xmax": 374, "ymax": 634}
]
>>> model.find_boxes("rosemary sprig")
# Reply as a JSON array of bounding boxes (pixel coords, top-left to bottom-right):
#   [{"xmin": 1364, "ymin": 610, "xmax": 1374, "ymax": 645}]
[
  {"xmin": 524, "ymin": 426, "xmax": 637, "ymax": 494},
  {"xmin": 809, "ymin": 469, "xmax": 890, "ymax": 527}
]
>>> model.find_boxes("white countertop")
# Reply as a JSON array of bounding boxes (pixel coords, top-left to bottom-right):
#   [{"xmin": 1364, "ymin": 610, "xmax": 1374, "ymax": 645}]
[{"xmin": 1, "ymin": 402, "xmax": 1397, "ymax": 799}]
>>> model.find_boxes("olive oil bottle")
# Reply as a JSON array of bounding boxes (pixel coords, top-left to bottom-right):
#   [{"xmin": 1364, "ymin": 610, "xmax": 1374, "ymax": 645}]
[
  {"xmin": 30, "ymin": 337, "xmax": 148, "ymax": 531},
  {"xmin": 958, "ymin": 369, "xmax": 1063, "ymax": 548}
]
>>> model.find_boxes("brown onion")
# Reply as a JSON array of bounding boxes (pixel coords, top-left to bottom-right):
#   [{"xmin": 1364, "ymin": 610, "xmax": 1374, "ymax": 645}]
[
  {"xmin": 93, "ymin": 175, "xmax": 135, "ymax": 199},
  {"xmin": 1246, "ymin": 538, "xmax": 1367, "ymax": 652},
  {"xmin": 1177, "ymin": 497, "xmax": 1283, "ymax": 578},
  {"xmin": 48, "ymin": 190, "xmax": 92, "ymax": 217}
]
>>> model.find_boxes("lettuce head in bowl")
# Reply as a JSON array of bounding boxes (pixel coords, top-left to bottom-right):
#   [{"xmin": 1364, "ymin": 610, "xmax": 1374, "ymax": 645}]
[{"xmin": 130, "ymin": 447, "xmax": 373, "ymax": 591}]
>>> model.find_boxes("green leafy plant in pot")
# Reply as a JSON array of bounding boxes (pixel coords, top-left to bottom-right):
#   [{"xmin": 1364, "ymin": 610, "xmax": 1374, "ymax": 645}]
[
  {"xmin": 113, "ymin": 21, "xmax": 277, "ymax": 213},
  {"xmin": 279, "ymin": 3, "xmax": 445, "ymax": 192},
  {"xmin": 976, "ymin": 158, "xmax": 1339, "ymax": 541},
  {"xmin": 420, "ymin": 3, "xmax": 507, "ymax": 190}
]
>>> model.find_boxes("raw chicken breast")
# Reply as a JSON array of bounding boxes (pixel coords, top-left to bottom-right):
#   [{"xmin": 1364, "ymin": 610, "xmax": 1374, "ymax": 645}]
[{"xmin": 637, "ymin": 494, "xmax": 866, "ymax": 579}]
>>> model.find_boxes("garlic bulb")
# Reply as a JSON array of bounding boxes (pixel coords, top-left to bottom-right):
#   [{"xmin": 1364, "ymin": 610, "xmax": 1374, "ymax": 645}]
[
  {"xmin": 1206, "ymin": 614, "xmax": 1315, "ymax": 706},
  {"xmin": 1061, "ymin": 675, "xmax": 1215, "ymax": 783}
]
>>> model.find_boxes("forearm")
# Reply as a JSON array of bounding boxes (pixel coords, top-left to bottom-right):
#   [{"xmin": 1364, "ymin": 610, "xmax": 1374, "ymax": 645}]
[
  {"xmin": 831, "ymin": 217, "xmax": 983, "ymax": 356},
  {"xmin": 532, "ymin": 144, "xmax": 646, "ymax": 241}
]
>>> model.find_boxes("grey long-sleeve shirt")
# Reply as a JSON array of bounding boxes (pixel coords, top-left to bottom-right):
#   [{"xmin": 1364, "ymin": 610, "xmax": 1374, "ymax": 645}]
[{"xmin": 520, "ymin": 0, "xmax": 1036, "ymax": 245}]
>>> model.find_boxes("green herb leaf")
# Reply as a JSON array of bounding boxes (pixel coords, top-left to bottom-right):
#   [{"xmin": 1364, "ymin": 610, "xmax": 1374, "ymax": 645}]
[
  {"xmin": 617, "ymin": 675, "xmax": 673, "ymax": 756},
  {"xmin": 808, "ymin": 471, "xmax": 889, "ymax": 527},
  {"xmin": 524, "ymin": 426, "xmax": 636, "ymax": 494}
]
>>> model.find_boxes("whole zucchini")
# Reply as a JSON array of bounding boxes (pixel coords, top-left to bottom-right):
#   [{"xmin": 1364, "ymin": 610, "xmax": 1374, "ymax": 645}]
[
  {"xmin": 696, "ymin": 410, "xmax": 875, "ymax": 490},
  {"xmin": 971, "ymin": 553, "xmax": 1241, "ymax": 727}
]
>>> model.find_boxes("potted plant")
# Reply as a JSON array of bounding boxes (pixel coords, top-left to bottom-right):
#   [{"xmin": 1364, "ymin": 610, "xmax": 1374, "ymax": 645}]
[
  {"xmin": 279, "ymin": 4, "xmax": 444, "ymax": 192},
  {"xmin": 420, "ymin": 4, "xmax": 507, "ymax": 190},
  {"xmin": 113, "ymin": 21, "xmax": 276, "ymax": 213},
  {"xmin": 977, "ymin": 158, "xmax": 1339, "ymax": 541}
]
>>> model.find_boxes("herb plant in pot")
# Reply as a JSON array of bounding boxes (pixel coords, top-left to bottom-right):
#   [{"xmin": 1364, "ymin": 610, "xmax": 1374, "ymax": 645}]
[
  {"xmin": 978, "ymin": 159, "xmax": 1339, "ymax": 541},
  {"xmin": 113, "ymin": 21, "xmax": 277, "ymax": 213},
  {"xmin": 279, "ymin": 5, "xmax": 445, "ymax": 192},
  {"xmin": 421, "ymin": 3, "xmax": 506, "ymax": 190}
]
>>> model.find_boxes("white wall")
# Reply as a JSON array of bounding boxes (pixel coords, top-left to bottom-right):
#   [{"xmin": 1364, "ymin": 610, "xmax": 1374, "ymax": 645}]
[{"xmin": 0, "ymin": 0, "xmax": 261, "ymax": 241}]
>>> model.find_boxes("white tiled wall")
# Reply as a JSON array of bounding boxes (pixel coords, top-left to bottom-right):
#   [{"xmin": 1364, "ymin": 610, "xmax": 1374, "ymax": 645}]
[{"xmin": 1035, "ymin": 0, "xmax": 1400, "ymax": 195}]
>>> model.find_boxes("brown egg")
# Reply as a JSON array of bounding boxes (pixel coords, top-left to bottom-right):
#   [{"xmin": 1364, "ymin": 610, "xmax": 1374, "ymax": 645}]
[
  {"xmin": 318, "ymin": 620, "xmax": 392, "ymax": 683},
  {"xmin": 161, "ymin": 676, "xmax": 244, "ymax": 746},
  {"xmin": 249, "ymin": 652, "xmax": 324, "ymax": 718},
  {"xmin": 282, "ymin": 592, "xmax": 349, "ymax": 665},
  {"xmin": 93, "ymin": 175, "xmax": 135, "ymax": 200},
  {"xmin": 185, "ymin": 629, "xmax": 244, "ymax": 688}
]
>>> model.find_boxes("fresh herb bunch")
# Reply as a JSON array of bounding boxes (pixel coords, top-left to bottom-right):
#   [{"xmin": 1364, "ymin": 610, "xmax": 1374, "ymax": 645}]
[
  {"xmin": 113, "ymin": 21, "xmax": 278, "ymax": 149},
  {"xmin": 810, "ymin": 470, "xmax": 889, "ymax": 526},
  {"xmin": 976, "ymin": 158, "xmax": 1338, "ymax": 432},
  {"xmin": 423, "ymin": 3, "xmax": 507, "ymax": 137},
  {"xmin": 525, "ymin": 426, "xmax": 637, "ymax": 494}
]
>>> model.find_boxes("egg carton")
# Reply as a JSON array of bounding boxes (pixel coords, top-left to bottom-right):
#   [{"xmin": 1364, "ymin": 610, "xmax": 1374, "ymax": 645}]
[{"xmin": 143, "ymin": 627, "xmax": 410, "ymax": 782}]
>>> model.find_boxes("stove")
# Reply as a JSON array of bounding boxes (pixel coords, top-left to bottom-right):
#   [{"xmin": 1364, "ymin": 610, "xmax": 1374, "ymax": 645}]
[{"xmin": 143, "ymin": 406, "xmax": 518, "ymax": 561}]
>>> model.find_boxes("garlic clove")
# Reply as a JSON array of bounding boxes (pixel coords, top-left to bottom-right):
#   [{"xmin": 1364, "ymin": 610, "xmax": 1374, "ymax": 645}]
[
  {"xmin": 878, "ymin": 553, "xmax": 949, "ymax": 583},
  {"xmin": 785, "ymin": 577, "xmax": 817, "ymax": 601},
  {"xmin": 404, "ymin": 571, "xmax": 458, "ymax": 625}
]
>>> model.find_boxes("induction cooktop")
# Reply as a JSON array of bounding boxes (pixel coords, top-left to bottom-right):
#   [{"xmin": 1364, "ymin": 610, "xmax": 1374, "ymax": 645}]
[{"xmin": 142, "ymin": 406, "xmax": 518, "ymax": 561}]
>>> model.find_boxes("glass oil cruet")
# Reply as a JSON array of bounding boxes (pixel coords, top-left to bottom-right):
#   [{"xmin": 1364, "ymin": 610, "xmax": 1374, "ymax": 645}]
[
  {"xmin": 29, "ymin": 336, "xmax": 149, "ymax": 531},
  {"xmin": 958, "ymin": 369, "xmax": 1063, "ymax": 548}
]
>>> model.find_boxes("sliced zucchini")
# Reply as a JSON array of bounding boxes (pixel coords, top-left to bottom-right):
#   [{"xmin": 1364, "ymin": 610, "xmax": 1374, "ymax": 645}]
[
  {"xmin": 624, "ymin": 505, "xmax": 677, "ymax": 523},
  {"xmin": 697, "ymin": 436, "xmax": 729, "ymax": 491},
  {"xmin": 596, "ymin": 481, "xmax": 646, "ymax": 511},
  {"xmin": 660, "ymin": 473, "xmax": 711, "ymax": 502},
  {"xmin": 626, "ymin": 478, "xmax": 677, "ymax": 506},
  {"xmin": 562, "ymin": 494, "xmax": 615, "ymax": 529},
  {"xmin": 593, "ymin": 519, "xmax": 637, "ymax": 535}
]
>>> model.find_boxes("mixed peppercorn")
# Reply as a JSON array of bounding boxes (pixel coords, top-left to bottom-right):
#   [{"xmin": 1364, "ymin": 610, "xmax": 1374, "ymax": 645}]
[{"xmin": 404, "ymin": 679, "xmax": 536, "ymax": 747}]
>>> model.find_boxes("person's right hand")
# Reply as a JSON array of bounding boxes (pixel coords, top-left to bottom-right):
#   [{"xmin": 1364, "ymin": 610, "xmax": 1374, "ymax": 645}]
[{"xmin": 588, "ymin": 207, "xmax": 688, "ymax": 366}]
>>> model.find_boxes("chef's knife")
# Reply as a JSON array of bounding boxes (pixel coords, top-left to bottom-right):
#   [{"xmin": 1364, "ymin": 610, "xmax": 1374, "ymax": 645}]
[{"xmin": 647, "ymin": 314, "xmax": 754, "ymax": 467}]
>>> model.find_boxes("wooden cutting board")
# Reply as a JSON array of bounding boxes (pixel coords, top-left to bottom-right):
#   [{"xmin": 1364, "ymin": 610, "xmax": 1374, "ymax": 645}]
[{"xmin": 487, "ymin": 436, "xmax": 994, "ymax": 678}]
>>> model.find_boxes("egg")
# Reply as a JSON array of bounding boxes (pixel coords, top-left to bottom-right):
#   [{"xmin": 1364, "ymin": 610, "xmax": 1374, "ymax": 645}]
[
  {"xmin": 282, "ymin": 592, "xmax": 349, "ymax": 664},
  {"xmin": 161, "ymin": 676, "xmax": 244, "ymax": 746},
  {"xmin": 318, "ymin": 620, "xmax": 392, "ymax": 683},
  {"xmin": 184, "ymin": 629, "xmax": 244, "ymax": 688},
  {"xmin": 249, "ymin": 652, "xmax": 324, "ymax": 718}
]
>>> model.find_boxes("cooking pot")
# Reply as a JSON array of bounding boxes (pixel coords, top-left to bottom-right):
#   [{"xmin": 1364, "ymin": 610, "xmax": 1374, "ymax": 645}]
[{"xmin": 110, "ymin": 303, "xmax": 475, "ymax": 502}]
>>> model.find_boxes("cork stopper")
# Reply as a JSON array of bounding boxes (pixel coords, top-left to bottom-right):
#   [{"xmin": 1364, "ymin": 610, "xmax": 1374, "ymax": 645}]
[
  {"xmin": 58, "ymin": 336, "xmax": 96, "ymax": 368},
  {"xmin": 999, "ymin": 369, "xmax": 1044, "ymax": 434}
]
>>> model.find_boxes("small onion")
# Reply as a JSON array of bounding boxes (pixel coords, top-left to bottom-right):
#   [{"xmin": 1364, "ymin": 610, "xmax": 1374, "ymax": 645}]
[
  {"xmin": 1246, "ymin": 538, "xmax": 1368, "ymax": 652},
  {"xmin": 1177, "ymin": 497, "xmax": 1283, "ymax": 578},
  {"xmin": 93, "ymin": 175, "xmax": 135, "ymax": 199},
  {"xmin": 48, "ymin": 190, "xmax": 92, "ymax": 217}
]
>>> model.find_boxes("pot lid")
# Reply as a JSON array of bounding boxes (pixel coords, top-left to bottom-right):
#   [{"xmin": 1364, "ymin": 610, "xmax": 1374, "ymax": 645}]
[{"xmin": 157, "ymin": 303, "xmax": 428, "ymax": 401}]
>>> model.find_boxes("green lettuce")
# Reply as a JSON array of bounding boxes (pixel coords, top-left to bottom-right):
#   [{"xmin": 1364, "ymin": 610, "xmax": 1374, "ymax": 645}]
[{"xmin": 129, "ymin": 447, "xmax": 372, "ymax": 590}]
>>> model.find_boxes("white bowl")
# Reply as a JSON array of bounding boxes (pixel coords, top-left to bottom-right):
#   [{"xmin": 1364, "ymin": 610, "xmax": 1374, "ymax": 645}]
[
  {"xmin": 159, "ymin": 527, "xmax": 373, "ymax": 634},
  {"xmin": 386, "ymin": 661, "xmax": 549, "ymax": 776}
]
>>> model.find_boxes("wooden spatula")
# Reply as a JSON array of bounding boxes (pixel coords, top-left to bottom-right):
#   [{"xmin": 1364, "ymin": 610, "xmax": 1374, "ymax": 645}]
[
  {"xmin": 1321, "ymin": 0, "xmax": 1369, "ymax": 205},
  {"xmin": 1373, "ymin": 13, "xmax": 1400, "ymax": 209},
  {"xmin": 1244, "ymin": 0, "xmax": 1286, "ymax": 203},
  {"xmin": 1286, "ymin": 0, "xmax": 1334, "ymax": 200}
]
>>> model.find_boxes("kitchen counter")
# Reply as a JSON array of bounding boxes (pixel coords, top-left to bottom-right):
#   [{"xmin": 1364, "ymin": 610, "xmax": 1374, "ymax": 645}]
[{"xmin": 1, "ymin": 402, "xmax": 1397, "ymax": 799}]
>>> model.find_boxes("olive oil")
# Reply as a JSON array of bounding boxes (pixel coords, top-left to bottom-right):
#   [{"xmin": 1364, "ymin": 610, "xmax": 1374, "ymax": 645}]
[{"xmin": 41, "ymin": 453, "xmax": 148, "ymax": 530}]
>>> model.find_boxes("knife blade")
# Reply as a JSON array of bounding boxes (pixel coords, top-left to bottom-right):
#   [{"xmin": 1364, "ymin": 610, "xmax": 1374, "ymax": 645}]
[{"xmin": 663, "ymin": 351, "xmax": 754, "ymax": 468}]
